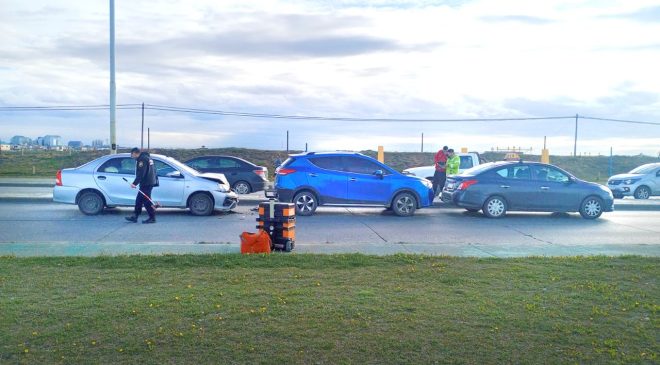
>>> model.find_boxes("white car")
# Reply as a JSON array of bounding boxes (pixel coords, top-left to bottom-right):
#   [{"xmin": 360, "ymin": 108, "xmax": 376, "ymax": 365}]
[
  {"xmin": 54, "ymin": 153, "xmax": 239, "ymax": 215},
  {"xmin": 607, "ymin": 162, "xmax": 660, "ymax": 199},
  {"xmin": 402, "ymin": 152, "xmax": 482, "ymax": 179}
]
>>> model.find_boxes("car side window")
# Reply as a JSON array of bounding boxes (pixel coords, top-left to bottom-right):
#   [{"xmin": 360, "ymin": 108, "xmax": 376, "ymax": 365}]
[
  {"xmin": 546, "ymin": 167, "xmax": 570, "ymax": 183},
  {"xmin": 533, "ymin": 166, "xmax": 550, "ymax": 181},
  {"xmin": 154, "ymin": 160, "xmax": 178, "ymax": 177},
  {"xmin": 343, "ymin": 156, "xmax": 386, "ymax": 175},
  {"xmin": 218, "ymin": 158, "xmax": 241, "ymax": 168},
  {"xmin": 656, "ymin": 169, "xmax": 660, "ymax": 177},
  {"xmin": 494, "ymin": 167, "xmax": 509, "ymax": 179},
  {"xmin": 511, "ymin": 166, "xmax": 531, "ymax": 180},
  {"xmin": 309, "ymin": 156, "xmax": 343, "ymax": 171},
  {"xmin": 97, "ymin": 158, "xmax": 134, "ymax": 174},
  {"xmin": 459, "ymin": 156, "xmax": 474, "ymax": 169},
  {"xmin": 188, "ymin": 158, "xmax": 214, "ymax": 169}
]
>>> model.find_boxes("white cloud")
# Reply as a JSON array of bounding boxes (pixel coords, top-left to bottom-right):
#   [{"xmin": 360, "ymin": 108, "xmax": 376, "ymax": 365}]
[{"xmin": 1, "ymin": 0, "xmax": 659, "ymax": 155}]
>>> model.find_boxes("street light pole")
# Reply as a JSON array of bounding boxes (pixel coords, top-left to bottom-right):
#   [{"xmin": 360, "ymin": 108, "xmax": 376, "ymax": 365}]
[{"xmin": 109, "ymin": 0, "xmax": 117, "ymax": 154}]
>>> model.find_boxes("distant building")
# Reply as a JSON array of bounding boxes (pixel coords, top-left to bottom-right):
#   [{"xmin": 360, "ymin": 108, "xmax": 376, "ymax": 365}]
[
  {"xmin": 43, "ymin": 135, "xmax": 62, "ymax": 148},
  {"xmin": 35, "ymin": 136, "xmax": 45, "ymax": 146},
  {"xmin": 68, "ymin": 141, "xmax": 83, "ymax": 149},
  {"xmin": 10, "ymin": 135, "xmax": 31, "ymax": 145},
  {"xmin": 0, "ymin": 144, "xmax": 10, "ymax": 151}
]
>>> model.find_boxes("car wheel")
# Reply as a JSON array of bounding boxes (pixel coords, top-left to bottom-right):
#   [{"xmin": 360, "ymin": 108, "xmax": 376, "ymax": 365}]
[
  {"xmin": 294, "ymin": 191, "xmax": 317, "ymax": 216},
  {"xmin": 189, "ymin": 192, "xmax": 214, "ymax": 216},
  {"xmin": 78, "ymin": 191, "xmax": 104, "ymax": 215},
  {"xmin": 233, "ymin": 181, "xmax": 251, "ymax": 195},
  {"xmin": 482, "ymin": 196, "xmax": 507, "ymax": 218},
  {"xmin": 466, "ymin": 208, "xmax": 480, "ymax": 213},
  {"xmin": 579, "ymin": 196, "xmax": 603, "ymax": 219},
  {"xmin": 634, "ymin": 186, "xmax": 651, "ymax": 200},
  {"xmin": 392, "ymin": 192, "xmax": 417, "ymax": 217}
]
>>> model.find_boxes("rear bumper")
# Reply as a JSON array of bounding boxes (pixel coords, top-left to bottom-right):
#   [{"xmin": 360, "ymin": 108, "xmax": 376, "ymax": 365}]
[
  {"xmin": 53, "ymin": 186, "xmax": 79, "ymax": 204},
  {"xmin": 275, "ymin": 188, "xmax": 295, "ymax": 202},
  {"xmin": 441, "ymin": 190, "xmax": 482, "ymax": 209},
  {"xmin": 250, "ymin": 180, "xmax": 268, "ymax": 192}
]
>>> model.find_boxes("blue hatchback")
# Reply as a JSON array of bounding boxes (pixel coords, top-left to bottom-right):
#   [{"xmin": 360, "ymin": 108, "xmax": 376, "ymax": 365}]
[{"xmin": 274, "ymin": 152, "xmax": 434, "ymax": 216}]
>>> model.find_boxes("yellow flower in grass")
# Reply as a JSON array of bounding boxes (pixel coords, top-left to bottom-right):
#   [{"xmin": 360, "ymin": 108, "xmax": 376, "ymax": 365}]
[{"xmin": 23, "ymin": 349, "xmax": 29, "ymax": 353}]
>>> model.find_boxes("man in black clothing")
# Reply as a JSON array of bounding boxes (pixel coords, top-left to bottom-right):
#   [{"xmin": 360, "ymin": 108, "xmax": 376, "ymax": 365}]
[{"xmin": 125, "ymin": 148, "xmax": 159, "ymax": 224}]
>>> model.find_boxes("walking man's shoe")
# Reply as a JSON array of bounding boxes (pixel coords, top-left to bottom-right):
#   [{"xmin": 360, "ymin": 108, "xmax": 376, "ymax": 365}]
[
  {"xmin": 125, "ymin": 215, "xmax": 138, "ymax": 223},
  {"xmin": 142, "ymin": 217, "xmax": 156, "ymax": 224}
]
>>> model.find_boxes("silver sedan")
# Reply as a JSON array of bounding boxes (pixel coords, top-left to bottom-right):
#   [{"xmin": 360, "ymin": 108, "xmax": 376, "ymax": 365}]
[{"xmin": 54, "ymin": 153, "xmax": 239, "ymax": 216}]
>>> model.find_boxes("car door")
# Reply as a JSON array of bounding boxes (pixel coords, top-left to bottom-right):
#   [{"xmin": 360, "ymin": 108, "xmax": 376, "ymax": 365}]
[
  {"xmin": 307, "ymin": 156, "xmax": 348, "ymax": 203},
  {"xmin": 344, "ymin": 156, "xmax": 391, "ymax": 204},
  {"xmin": 151, "ymin": 159, "xmax": 185, "ymax": 207},
  {"xmin": 492, "ymin": 165, "xmax": 542, "ymax": 210},
  {"xmin": 94, "ymin": 157, "xmax": 137, "ymax": 205},
  {"xmin": 216, "ymin": 157, "xmax": 244, "ymax": 186},
  {"xmin": 532, "ymin": 165, "xmax": 576, "ymax": 211}
]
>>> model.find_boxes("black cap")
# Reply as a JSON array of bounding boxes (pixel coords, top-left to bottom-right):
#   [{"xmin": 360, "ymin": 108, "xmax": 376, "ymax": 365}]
[
  {"xmin": 448, "ymin": 148, "xmax": 454, "ymax": 153},
  {"xmin": 130, "ymin": 147, "xmax": 140, "ymax": 154},
  {"xmin": 443, "ymin": 146, "xmax": 448, "ymax": 150}
]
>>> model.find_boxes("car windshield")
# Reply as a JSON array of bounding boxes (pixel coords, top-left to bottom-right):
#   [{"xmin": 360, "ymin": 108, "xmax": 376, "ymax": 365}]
[{"xmin": 629, "ymin": 164, "xmax": 656, "ymax": 174}]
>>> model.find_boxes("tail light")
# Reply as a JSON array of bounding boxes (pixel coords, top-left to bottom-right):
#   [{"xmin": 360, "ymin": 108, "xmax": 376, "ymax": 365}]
[
  {"xmin": 254, "ymin": 169, "xmax": 266, "ymax": 176},
  {"xmin": 276, "ymin": 168, "xmax": 297, "ymax": 176},
  {"xmin": 56, "ymin": 170, "xmax": 63, "ymax": 186},
  {"xmin": 457, "ymin": 179, "xmax": 477, "ymax": 190}
]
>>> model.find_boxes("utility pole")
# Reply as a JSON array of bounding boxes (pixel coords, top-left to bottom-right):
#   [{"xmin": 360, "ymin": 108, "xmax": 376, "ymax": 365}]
[
  {"xmin": 147, "ymin": 128, "xmax": 150, "ymax": 151},
  {"xmin": 421, "ymin": 133, "xmax": 424, "ymax": 153},
  {"xmin": 573, "ymin": 114, "xmax": 578, "ymax": 157},
  {"xmin": 286, "ymin": 130, "xmax": 289, "ymax": 153},
  {"xmin": 109, "ymin": 0, "xmax": 117, "ymax": 154},
  {"xmin": 140, "ymin": 102, "xmax": 144, "ymax": 149},
  {"xmin": 305, "ymin": 142, "xmax": 308, "ymax": 152}
]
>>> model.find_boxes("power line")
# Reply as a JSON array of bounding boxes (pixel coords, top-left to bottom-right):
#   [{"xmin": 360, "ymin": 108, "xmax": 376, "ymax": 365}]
[{"xmin": 1, "ymin": 103, "xmax": 660, "ymax": 125}]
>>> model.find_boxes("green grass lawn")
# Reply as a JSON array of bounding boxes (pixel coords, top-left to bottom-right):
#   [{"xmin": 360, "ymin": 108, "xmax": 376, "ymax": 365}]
[{"xmin": 0, "ymin": 254, "xmax": 657, "ymax": 364}]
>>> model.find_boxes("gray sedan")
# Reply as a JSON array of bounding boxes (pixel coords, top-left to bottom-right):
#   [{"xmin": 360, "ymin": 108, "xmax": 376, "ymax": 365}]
[{"xmin": 54, "ymin": 153, "xmax": 238, "ymax": 215}]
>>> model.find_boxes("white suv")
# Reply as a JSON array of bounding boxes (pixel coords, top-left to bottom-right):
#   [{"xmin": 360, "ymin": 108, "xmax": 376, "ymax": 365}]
[
  {"xmin": 607, "ymin": 163, "xmax": 660, "ymax": 199},
  {"xmin": 402, "ymin": 152, "xmax": 482, "ymax": 180}
]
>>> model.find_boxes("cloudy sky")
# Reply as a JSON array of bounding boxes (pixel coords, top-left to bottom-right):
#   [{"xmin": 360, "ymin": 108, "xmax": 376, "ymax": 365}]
[{"xmin": 1, "ymin": 0, "xmax": 659, "ymax": 155}]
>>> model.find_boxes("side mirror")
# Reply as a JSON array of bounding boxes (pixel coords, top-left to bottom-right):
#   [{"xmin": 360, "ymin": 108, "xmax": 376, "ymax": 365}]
[
  {"xmin": 166, "ymin": 170, "xmax": 182, "ymax": 178},
  {"xmin": 374, "ymin": 170, "xmax": 384, "ymax": 179}
]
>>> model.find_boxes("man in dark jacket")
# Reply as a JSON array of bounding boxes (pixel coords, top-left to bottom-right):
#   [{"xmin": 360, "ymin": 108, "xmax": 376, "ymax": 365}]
[{"xmin": 125, "ymin": 148, "xmax": 159, "ymax": 224}]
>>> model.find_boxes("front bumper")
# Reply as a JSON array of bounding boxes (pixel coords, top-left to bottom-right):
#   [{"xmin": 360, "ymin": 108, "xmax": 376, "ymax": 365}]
[
  {"xmin": 212, "ymin": 191, "xmax": 239, "ymax": 210},
  {"xmin": 608, "ymin": 185, "xmax": 636, "ymax": 197}
]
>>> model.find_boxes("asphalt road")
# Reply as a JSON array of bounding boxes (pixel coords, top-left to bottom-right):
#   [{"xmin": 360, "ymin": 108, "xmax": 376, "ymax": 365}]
[{"xmin": 0, "ymin": 198, "xmax": 658, "ymax": 257}]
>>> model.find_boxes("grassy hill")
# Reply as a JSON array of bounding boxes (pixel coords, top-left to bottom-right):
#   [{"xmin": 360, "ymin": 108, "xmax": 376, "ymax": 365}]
[{"xmin": 0, "ymin": 148, "xmax": 657, "ymax": 183}]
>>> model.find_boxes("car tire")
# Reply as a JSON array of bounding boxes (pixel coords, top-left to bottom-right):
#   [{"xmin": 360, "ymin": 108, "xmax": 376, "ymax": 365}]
[
  {"xmin": 189, "ymin": 192, "xmax": 214, "ymax": 216},
  {"xmin": 634, "ymin": 186, "xmax": 651, "ymax": 200},
  {"xmin": 78, "ymin": 191, "xmax": 104, "ymax": 215},
  {"xmin": 293, "ymin": 191, "xmax": 318, "ymax": 216},
  {"xmin": 392, "ymin": 192, "xmax": 417, "ymax": 217},
  {"xmin": 579, "ymin": 196, "xmax": 603, "ymax": 219},
  {"xmin": 482, "ymin": 196, "xmax": 507, "ymax": 218},
  {"xmin": 465, "ymin": 208, "xmax": 480, "ymax": 213},
  {"xmin": 233, "ymin": 181, "xmax": 251, "ymax": 195}
]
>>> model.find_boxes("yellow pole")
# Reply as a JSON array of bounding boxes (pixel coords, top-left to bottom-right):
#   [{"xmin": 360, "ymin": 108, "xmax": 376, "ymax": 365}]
[
  {"xmin": 461, "ymin": 147, "xmax": 468, "ymax": 153},
  {"xmin": 377, "ymin": 146, "xmax": 384, "ymax": 163}
]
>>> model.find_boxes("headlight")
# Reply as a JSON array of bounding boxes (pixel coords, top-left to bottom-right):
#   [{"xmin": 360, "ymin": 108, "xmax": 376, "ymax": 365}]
[
  {"xmin": 623, "ymin": 178, "xmax": 640, "ymax": 185},
  {"xmin": 422, "ymin": 180, "xmax": 433, "ymax": 189},
  {"xmin": 217, "ymin": 183, "xmax": 228, "ymax": 192}
]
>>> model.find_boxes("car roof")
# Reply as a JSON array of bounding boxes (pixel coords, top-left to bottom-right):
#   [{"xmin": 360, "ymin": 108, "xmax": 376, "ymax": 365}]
[
  {"xmin": 290, "ymin": 151, "xmax": 368, "ymax": 158},
  {"xmin": 185, "ymin": 155, "xmax": 253, "ymax": 163}
]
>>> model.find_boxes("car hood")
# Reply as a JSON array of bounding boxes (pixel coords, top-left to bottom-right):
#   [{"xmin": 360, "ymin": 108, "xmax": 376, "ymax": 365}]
[
  {"xmin": 609, "ymin": 173, "xmax": 643, "ymax": 180},
  {"xmin": 197, "ymin": 173, "xmax": 230, "ymax": 186}
]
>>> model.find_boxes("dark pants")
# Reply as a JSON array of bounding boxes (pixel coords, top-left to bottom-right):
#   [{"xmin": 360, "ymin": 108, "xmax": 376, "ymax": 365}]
[
  {"xmin": 134, "ymin": 185, "xmax": 155, "ymax": 218},
  {"xmin": 432, "ymin": 170, "xmax": 447, "ymax": 197}
]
